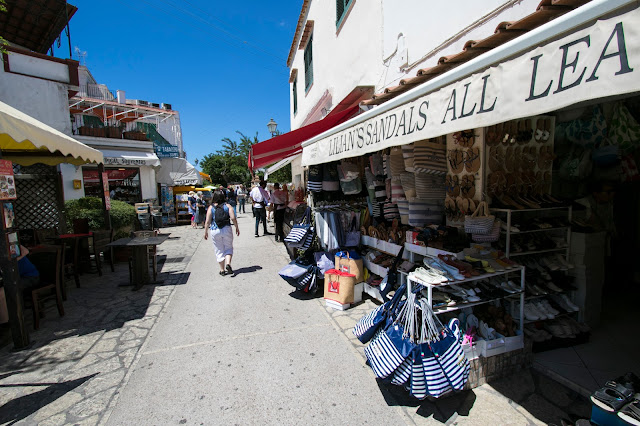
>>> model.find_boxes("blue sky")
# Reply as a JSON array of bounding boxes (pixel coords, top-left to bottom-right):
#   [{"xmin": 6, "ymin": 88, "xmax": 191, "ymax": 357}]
[{"xmin": 63, "ymin": 0, "xmax": 301, "ymax": 164}]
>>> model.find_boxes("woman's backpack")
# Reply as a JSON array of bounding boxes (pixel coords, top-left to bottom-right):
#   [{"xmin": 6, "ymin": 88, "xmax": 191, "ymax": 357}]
[{"xmin": 214, "ymin": 204, "xmax": 231, "ymax": 229}]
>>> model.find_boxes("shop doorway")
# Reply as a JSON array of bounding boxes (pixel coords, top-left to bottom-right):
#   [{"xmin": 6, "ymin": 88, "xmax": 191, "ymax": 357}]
[{"xmin": 82, "ymin": 167, "xmax": 142, "ymax": 205}]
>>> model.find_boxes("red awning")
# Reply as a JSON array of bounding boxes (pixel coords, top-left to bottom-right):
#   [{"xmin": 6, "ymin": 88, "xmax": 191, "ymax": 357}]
[{"xmin": 250, "ymin": 105, "xmax": 359, "ymax": 170}]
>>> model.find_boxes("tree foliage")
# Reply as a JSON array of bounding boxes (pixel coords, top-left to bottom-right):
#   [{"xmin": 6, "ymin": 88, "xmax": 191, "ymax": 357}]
[
  {"xmin": 200, "ymin": 131, "xmax": 259, "ymax": 186},
  {"xmin": 0, "ymin": 1, "xmax": 7, "ymax": 55}
]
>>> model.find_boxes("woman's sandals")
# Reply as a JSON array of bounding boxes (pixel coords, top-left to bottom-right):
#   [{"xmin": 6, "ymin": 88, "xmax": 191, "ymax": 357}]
[
  {"xmin": 446, "ymin": 174, "xmax": 460, "ymax": 197},
  {"xmin": 448, "ymin": 149, "xmax": 464, "ymax": 173},
  {"xmin": 464, "ymin": 147, "xmax": 481, "ymax": 173},
  {"xmin": 485, "ymin": 124, "xmax": 502, "ymax": 146},
  {"xmin": 487, "ymin": 171, "xmax": 506, "ymax": 197},
  {"xmin": 488, "ymin": 146, "xmax": 504, "ymax": 172},
  {"xmin": 460, "ymin": 174, "xmax": 476, "ymax": 199},
  {"xmin": 453, "ymin": 129, "xmax": 475, "ymax": 148}
]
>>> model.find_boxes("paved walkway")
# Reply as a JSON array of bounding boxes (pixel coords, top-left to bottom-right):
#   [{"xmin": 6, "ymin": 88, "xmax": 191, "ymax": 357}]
[{"xmin": 0, "ymin": 214, "xmax": 592, "ymax": 425}]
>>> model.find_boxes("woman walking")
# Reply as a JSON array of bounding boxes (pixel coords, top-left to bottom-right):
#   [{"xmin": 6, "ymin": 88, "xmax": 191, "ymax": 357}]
[
  {"xmin": 204, "ymin": 190, "xmax": 240, "ymax": 276},
  {"xmin": 227, "ymin": 185, "xmax": 237, "ymax": 215}
]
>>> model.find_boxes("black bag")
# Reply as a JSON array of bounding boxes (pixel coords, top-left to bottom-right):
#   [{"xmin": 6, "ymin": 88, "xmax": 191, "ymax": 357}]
[{"xmin": 214, "ymin": 205, "xmax": 231, "ymax": 228}]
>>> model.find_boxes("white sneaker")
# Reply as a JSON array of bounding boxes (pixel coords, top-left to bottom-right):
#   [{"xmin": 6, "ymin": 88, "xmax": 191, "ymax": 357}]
[
  {"xmin": 534, "ymin": 302, "xmax": 555, "ymax": 319},
  {"xmin": 541, "ymin": 300, "xmax": 560, "ymax": 316},
  {"xmin": 523, "ymin": 303, "xmax": 540, "ymax": 321},
  {"xmin": 560, "ymin": 294, "xmax": 579, "ymax": 312},
  {"xmin": 500, "ymin": 222, "xmax": 520, "ymax": 233},
  {"xmin": 554, "ymin": 254, "xmax": 574, "ymax": 269},
  {"xmin": 544, "ymin": 281, "xmax": 564, "ymax": 293},
  {"xmin": 507, "ymin": 280, "xmax": 522, "ymax": 292},
  {"xmin": 540, "ymin": 257, "xmax": 560, "ymax": 271},
  {"xmin": 479, "ymin": 321, "xmax": 496, "ymax": 340}
]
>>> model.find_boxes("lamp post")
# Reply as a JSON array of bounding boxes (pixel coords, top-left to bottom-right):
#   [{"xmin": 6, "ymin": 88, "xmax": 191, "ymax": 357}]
[{"xmin": 267, "ymin": 118, "xmax": 278, "ymax": 137}]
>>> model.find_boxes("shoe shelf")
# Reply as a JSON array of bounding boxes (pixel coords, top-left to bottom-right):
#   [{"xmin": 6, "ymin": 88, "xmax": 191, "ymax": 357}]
[
  {"xmin": 509, "ymin": 247, "xmax": 568, "ymax": 257},
  {"xmin": 491, "ymin": 206, "xmax": 571, "ymax": 213},
  {"xmin": 363, "ymin": 258, "xmax": 389, "ymax": 278},
  {"xmin": 406, "ymin": 266, "xmax": 526, "ymax": 333},
  {"xmin": 523, "ymin": 311, "xmax": 576, "ymax": 325},
  {"xmin": 500, "ymin": 226, "xmax": 569, "ymax": 235},
  {"xmin": 431, "ymin": 292, "xmax": 524, "ymax": 315}
]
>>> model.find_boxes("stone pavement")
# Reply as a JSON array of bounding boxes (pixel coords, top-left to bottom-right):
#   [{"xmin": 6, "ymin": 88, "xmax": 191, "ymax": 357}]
[
  {"xmin": 0, "ymin": 214, "xmax": 592, "ymax": 425},
  {"xmin": 0, "ymin": 224, "xmax": 200, "ymax": 425}
]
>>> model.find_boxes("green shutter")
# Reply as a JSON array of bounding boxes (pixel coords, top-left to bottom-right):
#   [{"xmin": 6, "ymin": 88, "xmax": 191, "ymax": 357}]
[
  {"xmin": 336, "ymin": 0, "xmax": 344, "ymax": 25},
  {"xmin": 293, "ymin": 78, "xmax": 298, "ymax": 115},
  {"xmin": 304, "ymin": 36, "xmax": 313, "ymax": 91}
]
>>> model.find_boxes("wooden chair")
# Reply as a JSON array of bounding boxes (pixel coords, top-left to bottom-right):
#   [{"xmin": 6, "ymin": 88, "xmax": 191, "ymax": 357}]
[
  {"xmin": 25, "ymin": 245, "xmax": 64, "ymax": 330},
  {"xmin": 59, "ymin": 241, "xmax": 80, "ymax": 299},
  {"xmin": 89, "ymin": 229, "xmax": 114, "ymax": 276},
  {"xmin": 132, "ymin": 230, "xmax": 158, "ymax": 282}
]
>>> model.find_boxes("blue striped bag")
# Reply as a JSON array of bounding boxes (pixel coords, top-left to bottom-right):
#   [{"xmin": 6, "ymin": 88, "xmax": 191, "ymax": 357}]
[
  {"xmin": 428, "ymin": 319, "xmax": 470, "ymax": 392},
  {"xmin": 353, "ymin": 283, "xmax": 406, "ymax": 343},
  {"xmin": 364, "ymin": 326, "xmax": 407, "ymax": 379},
  {"xmin": 410, "ymin": 348, "xmax": 428, "ymax": 399},
  {"xmin": 284, "ymin": 208, "xmax": 312, "ymax": 248}
]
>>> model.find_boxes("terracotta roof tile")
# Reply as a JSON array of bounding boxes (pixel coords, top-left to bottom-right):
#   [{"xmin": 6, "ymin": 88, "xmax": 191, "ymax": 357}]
[
  {"xmin": 362, "ymin": 0, "xmax": 592, "ymax": 107},
  {"xmin": 289, "ymin": 68, "xmax": 298, "ymax": 83}
]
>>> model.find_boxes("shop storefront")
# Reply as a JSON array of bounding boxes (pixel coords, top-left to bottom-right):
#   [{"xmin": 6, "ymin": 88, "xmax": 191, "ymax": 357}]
[
  {"xmin": 80, "ymin": 149, "xmax": 160, "ymax": 205},
  {"xmin": 278, "ymin": 0, "xmax": 640, "ymax": 400}
]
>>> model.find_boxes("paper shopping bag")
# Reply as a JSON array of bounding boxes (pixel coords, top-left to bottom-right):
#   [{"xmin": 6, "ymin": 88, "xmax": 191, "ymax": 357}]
[
  {"xmin": 324, "ymin": 269, "xmax": 356, "ymax": 304},
  {"xmin": 334, "ymin": 251, "xmax": 364, "ymax": 282}
]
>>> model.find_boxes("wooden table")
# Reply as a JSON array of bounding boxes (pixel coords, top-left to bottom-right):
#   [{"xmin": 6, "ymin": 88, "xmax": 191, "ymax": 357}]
[{"xmin": 107, "ymin": 235, "xmax": 169, "ymax": 290}]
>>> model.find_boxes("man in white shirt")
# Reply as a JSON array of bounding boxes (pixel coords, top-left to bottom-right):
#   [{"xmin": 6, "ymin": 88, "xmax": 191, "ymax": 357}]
[{"xmin": 250, "ymin": 181, "xmax": 272, "ymax": 237}]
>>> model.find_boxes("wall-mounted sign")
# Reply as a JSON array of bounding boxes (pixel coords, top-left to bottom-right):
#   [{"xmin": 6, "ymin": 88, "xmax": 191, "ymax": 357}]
[
  {"xmin": 0, "ymin": 160, "xmax": 17, "ymax": 200},
  {"xmin": 104, "ymin": 157, "xmax": 149, "ymax": 166},
  {"xmin": 154, "ymin": 144, "xmax": 180, "ymax": 158},
  {"xmin": 302, "ymin": 7, "xmax": 640, "ymax": 165},
  {"xmin": 73, "ymin": 179, "xmax": 82, "ymax": 189}
]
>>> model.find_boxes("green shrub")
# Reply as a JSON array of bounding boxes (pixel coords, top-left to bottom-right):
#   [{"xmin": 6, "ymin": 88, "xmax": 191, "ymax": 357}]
[{"xmin": 65, "ymin": 197, "xmax": 136, "ymax": 230}]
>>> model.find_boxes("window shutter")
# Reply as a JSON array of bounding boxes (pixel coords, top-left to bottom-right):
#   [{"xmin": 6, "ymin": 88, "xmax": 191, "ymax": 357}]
[
  {"xmin": 304, "ymin": 36, "xmax": 313, "ymax": 91},
  {"xmin": 293, "ymin": 78, "xmax": 298, "ymax": 114},
  {"xmin": 336, "ymin": 0, "xmax": 345, "ymax": 24}
]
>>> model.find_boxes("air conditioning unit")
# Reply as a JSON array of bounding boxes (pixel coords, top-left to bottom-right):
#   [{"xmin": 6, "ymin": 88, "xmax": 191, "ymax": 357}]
[
  {"xmin": 161, "ymin": 103, "xmax": 172, "ymax": 110},
  {"xmin": 135, "ymin": 100, "xmax": 149, "ymax": 106},
  {"xmin": 150, "ymin": 102, "xmax": 160, "ymax": 108}
]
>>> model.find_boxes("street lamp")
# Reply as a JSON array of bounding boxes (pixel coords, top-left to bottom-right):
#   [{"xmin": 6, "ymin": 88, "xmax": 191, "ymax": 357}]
[{"xmin": 267, "ymin": 118, "xmax": 278, "ymax": 137}]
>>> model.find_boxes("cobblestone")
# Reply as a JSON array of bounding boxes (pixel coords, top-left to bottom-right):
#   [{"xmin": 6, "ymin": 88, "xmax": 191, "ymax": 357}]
[{"xmin": 0, "ymin": 225, "xmax": 201, "ymax": 425}]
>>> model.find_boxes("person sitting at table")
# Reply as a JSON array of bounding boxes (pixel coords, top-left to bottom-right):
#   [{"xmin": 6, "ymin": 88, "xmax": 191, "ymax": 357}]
[{"xmin": 17, "ymin": 245, "xmax": 39, "ymax": 288}]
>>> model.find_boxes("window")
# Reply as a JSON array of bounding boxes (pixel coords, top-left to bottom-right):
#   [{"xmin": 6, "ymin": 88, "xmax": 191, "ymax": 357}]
[
  {"xmin": 293, "ymin": 77, "xmax": 298, "ymax": 115},
  {"xmin": 336, "ymin": 0, "xmax": 353, "ymax": 27},
  {"xmin": 304, "ymin": 35, "xmax": 313, "ymax": 92}
]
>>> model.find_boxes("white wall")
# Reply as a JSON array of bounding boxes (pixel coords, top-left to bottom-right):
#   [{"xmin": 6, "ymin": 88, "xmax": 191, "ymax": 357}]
[
  {"xmin": 289, "ymin": 0, "xmax": 542, "ymax": 129},
  {"xmin": 0, "ymin": 63, "xmax": 73, "ymax": 135},
  {"xmin": 60, "ymin": 164, "xmax": 86, "ymax": 200},
  {"xmin": 289, "ymin": 0, "xmax": 383, "ymax": 130},
  {"xmin": 380, "ymin": 0, "xmax": 540, "ymax": 89}
]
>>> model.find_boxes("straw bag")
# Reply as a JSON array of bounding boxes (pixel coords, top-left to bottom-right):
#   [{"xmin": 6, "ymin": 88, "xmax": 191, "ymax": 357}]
[
  {"xmin": 472, "ymin": 220, "xmax": 501, "ymax": 243},
  {"xmin": 464, "ymin": 201, "xmax": 494, "ymax": 235}
]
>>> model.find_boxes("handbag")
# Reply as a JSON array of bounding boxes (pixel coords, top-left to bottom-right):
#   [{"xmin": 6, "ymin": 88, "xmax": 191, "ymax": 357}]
[
  {"xmin": 353, "ymin": 283, "xmax": 406, "ymax": 343},
  {"xmin": 323, "ymin": 269, "xmax": 357, "ymax": 304},
  {"xmin": 472, "ymin": 219, "xmax": 501, "ymax": 243},
  {"xmin": 344, "ymin": 216, "xmax": 360, "ymax": 247},
  {"xmin": 334, "ymin": 251, "xmax": 364, "ymax": 282},
  {"xmin": 284, "ymin": 208, "xmax": 312, "ymax": 247},
  {"xmin": 464, "ymin": 201, "xmax": 494, "ymax": 235},
  {"xmin": 278, "ymin": 259, "xmax": 320, "ymax": 293}
]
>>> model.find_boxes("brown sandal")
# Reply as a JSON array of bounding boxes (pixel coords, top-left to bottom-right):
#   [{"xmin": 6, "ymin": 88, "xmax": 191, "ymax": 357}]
[
  {"xmin": 448, "ymin": 149, "xmax": 464, "ymax": 174},
  {"xmin": 464, "ymin": 147, "xmax": 481, "ymax": 173}
]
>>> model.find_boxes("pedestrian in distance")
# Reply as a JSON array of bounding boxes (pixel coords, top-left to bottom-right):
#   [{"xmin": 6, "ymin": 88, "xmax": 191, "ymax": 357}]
[
  {"xmin": 236, "ymin": 184, "xmax": 247, "ymax": 214},
  {"xmin": 271, "ymin": 183, "xmax": 289, "ymax": 242},
  {"xmin": 195, "ymin": 191, "xmax": 207, "ymax": 229},
  {"xmin": 187, "ymin": 191, "xmax": 197, "ymax": 229},
  {"xmin": 204, "ymin": 190, "xmax": 240, "ymax": 276},
  {"xmin": 250, "ymin": 180, "xmax": 272, "ymax": 238},
  {"xmin": 227, "ymin": 185, "xmax": 237, "ymax": 216}
]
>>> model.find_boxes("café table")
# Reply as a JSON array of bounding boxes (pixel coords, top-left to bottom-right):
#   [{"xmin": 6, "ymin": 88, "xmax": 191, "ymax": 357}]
[{"xmin": 106, "ymin": 235, "xmax": 169, "ymax": 290}]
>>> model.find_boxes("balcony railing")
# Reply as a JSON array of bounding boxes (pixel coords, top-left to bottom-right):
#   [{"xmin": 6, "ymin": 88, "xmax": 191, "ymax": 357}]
[{"xmin": 77, "ymin": 84, "xmax": 117, "ymax": 101}]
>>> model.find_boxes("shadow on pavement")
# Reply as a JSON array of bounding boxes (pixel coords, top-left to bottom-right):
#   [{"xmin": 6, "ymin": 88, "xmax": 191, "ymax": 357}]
[
  {"xmin": 230, "ymin": 265, "xmax": 263, "ymax": 277},
  {"xmin": 378, "ymin": 380, "xmax": 477, "ymax": 423},
  {"xmin": 288, "ymin": 290, "xmax": 323, "ymax": 300},
  {"xmin": 0, "ymin": 374, "xmax": 97, "ymax": 424}
]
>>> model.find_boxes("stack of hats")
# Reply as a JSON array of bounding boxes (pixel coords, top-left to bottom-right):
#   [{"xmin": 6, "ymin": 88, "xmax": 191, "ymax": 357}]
[
  {"xmin": 402, "ymin": 143, "xmax": 415, "ymax": 172},
  {"xmin": 400, "ymin": 172, "xmax": 416, "ymax": 198},
  {"xmin": 413, "ymin": 138, "xmax": 447, "ymax": 174},
  {"xmin": 308, "ymin": 164, "xmax": 323, "ymax": 192}
]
